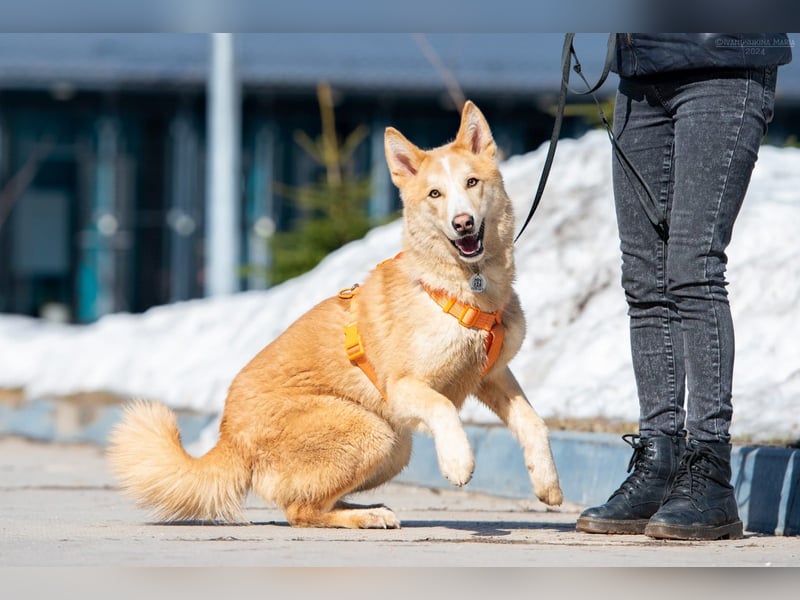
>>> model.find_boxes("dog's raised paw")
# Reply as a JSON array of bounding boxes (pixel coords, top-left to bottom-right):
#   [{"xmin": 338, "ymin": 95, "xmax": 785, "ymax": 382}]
[
  {"xmin": 439, "ymin": 453, "xmax": 475, "ymax": 487},
  {"xmin": 535, "ymin": 482, "xmax": 564, "ymax": 506},
  {"xmin": 528, "ymin": 462, "xmax": 563, "ymax": 506}
]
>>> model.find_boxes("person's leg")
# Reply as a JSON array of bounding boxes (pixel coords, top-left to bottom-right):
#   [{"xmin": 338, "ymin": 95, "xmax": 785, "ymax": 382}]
[
  {"xmin": 577, "ymin": 77, "xmax": 686, "ymax": 534},
  {"xmin": 611, "ymin": 78, "xmax": 687, "ymax": 439},
  {"xmin": 666, "ymin": 68, "xmax": 774, "ymax": 444},
  {"xmin": 646, "ymin": 67, "xmax": 776, "ymax": 540}
]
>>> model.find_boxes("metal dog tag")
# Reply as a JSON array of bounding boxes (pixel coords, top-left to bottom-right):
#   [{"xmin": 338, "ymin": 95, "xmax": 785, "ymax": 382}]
[{"xmin": 469, "ymin": 273, "xmax": 487, "ymax": 293}]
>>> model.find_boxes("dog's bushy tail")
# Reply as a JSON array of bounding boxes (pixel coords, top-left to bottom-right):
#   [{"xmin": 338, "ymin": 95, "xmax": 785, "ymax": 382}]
[{"xmin": 107, "ymin": 400, "xmax": 250, "ymax": 523}]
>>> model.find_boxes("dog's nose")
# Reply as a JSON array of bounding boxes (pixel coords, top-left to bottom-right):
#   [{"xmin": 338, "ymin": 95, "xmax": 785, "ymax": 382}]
[{"xmin": 452, "ymin": 213, "xmax": 475, "ymax": 234}]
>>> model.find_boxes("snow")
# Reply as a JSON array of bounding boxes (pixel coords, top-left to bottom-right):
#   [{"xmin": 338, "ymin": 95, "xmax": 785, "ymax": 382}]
[{"xmin": 1, "ymin": 130, "xmax": 799, "ymax": 443}]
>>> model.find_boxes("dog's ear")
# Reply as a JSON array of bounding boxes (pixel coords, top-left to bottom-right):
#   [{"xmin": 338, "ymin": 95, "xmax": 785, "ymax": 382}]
[
  {"xmin": 384, "ymin": 127, "xmax": 426, "ymax": 185},
  {"xmin": 455, "ymin": 101, "xmax": 496, "ymax": 158}
]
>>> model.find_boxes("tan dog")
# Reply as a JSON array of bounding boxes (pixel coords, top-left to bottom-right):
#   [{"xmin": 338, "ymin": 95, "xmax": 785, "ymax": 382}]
[{"xmin": 107, "ymin": 101, "xmax": 563, "ymax": 528}]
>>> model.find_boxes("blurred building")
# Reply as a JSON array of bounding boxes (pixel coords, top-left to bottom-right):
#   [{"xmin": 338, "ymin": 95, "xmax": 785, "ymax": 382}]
[{"xmin": 0, "ymin": 33, "xmax": 798, "ymax": 322}]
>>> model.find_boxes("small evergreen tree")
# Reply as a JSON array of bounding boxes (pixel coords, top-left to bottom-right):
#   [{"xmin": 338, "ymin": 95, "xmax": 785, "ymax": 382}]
[{"xmin": 269, "ymin": 83, "xmax": 375, "ymax": 284}]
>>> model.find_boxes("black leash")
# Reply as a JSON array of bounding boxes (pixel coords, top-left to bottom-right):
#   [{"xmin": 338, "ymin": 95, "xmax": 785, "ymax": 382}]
[
  {"xmin": 513, "ymin": 34, "xmax": 579, "ymax": 243},
  {"xmin": 515, "ymin": 33, "xmax": 668, "ymax": 243}
]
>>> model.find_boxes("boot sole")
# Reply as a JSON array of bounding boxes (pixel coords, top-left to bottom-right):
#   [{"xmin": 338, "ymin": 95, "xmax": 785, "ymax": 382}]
[
  {"xmin": 644, "ymin": 520, "xmax": 744, "ymax": 540},
  {"xmin": 576, "ymin": 516, "xmax": 649, "ymax": 535}
]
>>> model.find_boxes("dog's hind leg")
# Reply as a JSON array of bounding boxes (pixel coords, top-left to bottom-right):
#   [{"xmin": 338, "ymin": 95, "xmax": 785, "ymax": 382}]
[
  {"xmin": 477, "ymin": 367, "xmax": 563, "ymax": 506},
  {"xmin": 252, "ymin": 398, "xmax": 402, "ymax": 528},
  {"xmin": 312, "ymin": 427, "xmax": 413, "ymax": 518},
  {"xmin": 351, "ymin": 428, "xmax": 412, "ymax": 493},
  {"xmin": 285, "ymin": 431, "xmax": 410, "ymax": 528},
  {"xmin": 285, "ymin": 501, "xmax": 399, "ymax": 529}
]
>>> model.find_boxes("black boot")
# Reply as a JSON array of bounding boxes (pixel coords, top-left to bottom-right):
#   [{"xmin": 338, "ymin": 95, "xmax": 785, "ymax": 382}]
[
  {"xmin": 576, "ymin": 434, "xmax": 685, "ymax": 534},
  {"xmin": 644, "ymin": 439, "xmax": 743, "ymax": 540}
]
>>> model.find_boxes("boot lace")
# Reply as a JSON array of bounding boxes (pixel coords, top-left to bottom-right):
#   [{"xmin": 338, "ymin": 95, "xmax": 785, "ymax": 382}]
[
  {"xmin": 610, "ymin": 434, "xmax": 651, "ymax": 499},
  {"xmin": 665, "ymin": 444, "xmax": 717, "ymax": 501}
]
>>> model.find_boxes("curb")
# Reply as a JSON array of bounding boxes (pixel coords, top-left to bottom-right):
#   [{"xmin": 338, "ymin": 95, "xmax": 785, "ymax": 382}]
[
  {"xmin": 396, "ymin": 426, "xmax": 800, "ymax": 537},
  {"xmin": 1, "ymin": 398, "xmax": 797, "ymax": 536}
]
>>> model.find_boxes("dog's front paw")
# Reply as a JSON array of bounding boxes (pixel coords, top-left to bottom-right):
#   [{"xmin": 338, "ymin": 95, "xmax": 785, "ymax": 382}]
[
  {"xmin": 529, "ymin": 465, "xmax": 563, "ymax": 506},
  {"xmin": 438, "ymin": 451, "xmax": 475, "ymax": 487},
  {"xmin": 433, "ymin": 426, "xmax": 474, "ymax": 486},
  {"xmin": 535, "ymin": 481, "xmax": 563, "ymax": 506}
]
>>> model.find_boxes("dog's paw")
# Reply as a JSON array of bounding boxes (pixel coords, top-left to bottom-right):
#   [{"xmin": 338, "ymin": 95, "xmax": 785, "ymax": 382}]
[
  {"xmin": 529, "ymin": 467, "xmax": 563, "ymax": 506},
  {"xmin": 536, "ymin": 483, "xmax": 563, "ymax": 506},
  {"xmin": 356, "ymin": 507, "xmax": 401, "ymax": 529},
  {"xmin": 431, "ymin": 423, "xmax": 474, "ymax": 486},
  {"xmin": 438, "ymin": 452, "xmax": 475, "ymax": 487}
]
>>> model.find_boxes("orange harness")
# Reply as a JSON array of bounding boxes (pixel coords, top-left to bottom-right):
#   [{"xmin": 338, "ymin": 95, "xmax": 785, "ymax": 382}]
[{"xmin": 339, "ymin": 260, "xmax": 505, "ymax": 398}]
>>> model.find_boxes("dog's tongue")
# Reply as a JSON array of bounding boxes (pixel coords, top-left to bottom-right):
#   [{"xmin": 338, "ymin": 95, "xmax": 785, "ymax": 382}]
[{"xmin": 455, "ymin": 234, "xmax": 480, "ymax": 255}]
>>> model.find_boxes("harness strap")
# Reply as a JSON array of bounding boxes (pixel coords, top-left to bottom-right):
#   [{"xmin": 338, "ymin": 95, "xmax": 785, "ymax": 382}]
[
  {"xmin": 421, "ymin": 285, "xmax": 505, "ymax": 376},
  {"xmin": 340, "ymin": 284, "xmax": 384, "ymax": 398},
  {"xmin": 339, "ymin": 260, "xmax": 507, "ymax": 397}
]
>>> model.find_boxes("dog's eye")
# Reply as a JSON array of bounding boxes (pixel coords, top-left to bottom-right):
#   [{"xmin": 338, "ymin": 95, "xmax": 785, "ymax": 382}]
[
  {"xmin": 466, "ymin": 177, "xmax": 479, "ymax": 188},
  {"xmin": 429, "ymin": 189, "xmax": 441, "ymax": 198}
]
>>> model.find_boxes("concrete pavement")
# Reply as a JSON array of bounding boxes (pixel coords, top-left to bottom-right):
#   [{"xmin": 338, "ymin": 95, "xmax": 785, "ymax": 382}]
[
  {"xmin": 1, "ymin": 436, "xmax": 799, "ymax": 567},
  {"xmin": 3, "ymin": 396, "xmax": 799, "ymax": 535}
]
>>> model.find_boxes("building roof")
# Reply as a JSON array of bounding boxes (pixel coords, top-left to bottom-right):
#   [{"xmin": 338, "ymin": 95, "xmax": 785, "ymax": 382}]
[
  {"xmin": 0, "ymin": 33, "xmax": 798, "ymax": 99},
  {"xmin": 0, "ymin": 33, "xmax": 601, "ymax": 96}
]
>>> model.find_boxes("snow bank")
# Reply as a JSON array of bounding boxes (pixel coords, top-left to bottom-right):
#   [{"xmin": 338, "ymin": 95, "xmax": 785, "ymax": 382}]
[{"xmin": 2, "ymin": 130, "xmax": 798, "ymax": 442}]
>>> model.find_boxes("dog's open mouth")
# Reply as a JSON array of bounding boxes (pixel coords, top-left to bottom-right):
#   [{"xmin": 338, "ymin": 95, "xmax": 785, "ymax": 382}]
[{"xmin": 451, "ymin": 222, "xmax": 485, "ymax": 259}]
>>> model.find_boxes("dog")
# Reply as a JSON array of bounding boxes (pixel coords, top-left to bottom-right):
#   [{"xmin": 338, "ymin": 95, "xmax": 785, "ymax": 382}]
[{"xmin": 107, "ymin": 101, "xmax": 563, "ymax": 528}]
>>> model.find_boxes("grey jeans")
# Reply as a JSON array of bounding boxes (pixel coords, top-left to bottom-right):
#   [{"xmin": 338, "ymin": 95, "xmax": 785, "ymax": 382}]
[{"xmin": 612, "ymin": 67, "xmax": 777, "ymax": 443}]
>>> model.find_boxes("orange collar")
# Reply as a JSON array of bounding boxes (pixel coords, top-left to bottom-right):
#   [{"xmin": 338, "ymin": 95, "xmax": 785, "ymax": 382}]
[{"xmin": 339, "ymin": 258, "xmax": 506, "ymax": 398}]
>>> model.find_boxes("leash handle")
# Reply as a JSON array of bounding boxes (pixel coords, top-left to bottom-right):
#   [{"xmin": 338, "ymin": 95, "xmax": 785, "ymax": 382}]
[{"xmin": 567, "ymin": 33, "xmax": 616, "ymax": 96}]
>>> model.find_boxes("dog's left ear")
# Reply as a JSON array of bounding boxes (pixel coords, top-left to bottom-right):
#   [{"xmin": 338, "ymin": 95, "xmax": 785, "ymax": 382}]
[{"xmin": 455, "ymin": 101, "xmax": 496, "ymax": 158}]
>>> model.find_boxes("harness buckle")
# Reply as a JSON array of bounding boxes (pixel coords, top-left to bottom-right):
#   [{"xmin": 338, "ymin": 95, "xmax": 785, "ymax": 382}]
[
  {"xmin": 344, "ymin": 322, "xmax": 366, "ymax": 361},
  {"xmin": 458, "ymin": 306, "xmax": 479, "ymax": 327}
]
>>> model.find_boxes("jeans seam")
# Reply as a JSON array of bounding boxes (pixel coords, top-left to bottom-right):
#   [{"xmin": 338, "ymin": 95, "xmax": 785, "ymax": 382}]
[
  {"xmin": 660, "ymin": 139, "xmax": 678, "ymax": 436},
  {"xmin": 704, "ymin": 75, "xmax": 751, "ymax": 439}
]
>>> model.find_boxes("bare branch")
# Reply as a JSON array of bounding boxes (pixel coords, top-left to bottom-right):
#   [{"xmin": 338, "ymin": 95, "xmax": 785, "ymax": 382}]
[
  {"xmin": 413, "ymin": 34, "xmax": 466, "ymax": 113},
  {"xmin": 0, "ymin": 139, "xmax": 55, "ymax": 234}
]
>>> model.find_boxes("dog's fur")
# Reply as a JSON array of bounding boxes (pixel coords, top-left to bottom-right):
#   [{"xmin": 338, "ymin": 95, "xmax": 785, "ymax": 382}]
[{"xmin": 107, "ymin": 101, "xmax": 563, "ymax": 528}]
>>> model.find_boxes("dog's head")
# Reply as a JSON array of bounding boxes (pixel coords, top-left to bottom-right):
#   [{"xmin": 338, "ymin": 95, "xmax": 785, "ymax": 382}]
[{"xmin": 384, "ymin": 101, "xmax": 514, "ymax": 266}]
